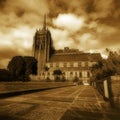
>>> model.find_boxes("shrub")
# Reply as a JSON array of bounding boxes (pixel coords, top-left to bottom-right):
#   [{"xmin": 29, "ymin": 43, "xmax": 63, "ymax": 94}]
[{"xmin": 0, "ymin": 69, "xmax": 13, "ymax": 82}]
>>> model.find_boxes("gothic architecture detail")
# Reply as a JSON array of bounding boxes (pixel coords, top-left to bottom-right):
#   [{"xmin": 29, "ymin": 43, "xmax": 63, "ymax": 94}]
[
  {"xmin": 33, "ymin": 15, "xmax": 54, "ymax": 74},
  {"xmin": 33, "ymin": 16, "xmax": 101, "ymax": 85}
]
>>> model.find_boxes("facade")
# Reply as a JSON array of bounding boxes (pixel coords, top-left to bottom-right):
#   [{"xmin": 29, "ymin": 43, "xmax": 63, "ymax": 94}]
[{"xmin": 33, "ymin": 17, "xmax": 101, "ymax": 84}]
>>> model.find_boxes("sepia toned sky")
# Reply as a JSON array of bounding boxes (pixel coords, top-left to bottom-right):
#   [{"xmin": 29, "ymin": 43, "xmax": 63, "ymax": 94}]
[{"xmin": 0, "ymin": 0, "xmax": 120, "ymax": 68}]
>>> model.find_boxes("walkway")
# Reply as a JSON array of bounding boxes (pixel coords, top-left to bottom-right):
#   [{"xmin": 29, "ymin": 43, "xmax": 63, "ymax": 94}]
[{"xmin": 0, "ymin": 85, "xmax": 120, "ymax": 120}]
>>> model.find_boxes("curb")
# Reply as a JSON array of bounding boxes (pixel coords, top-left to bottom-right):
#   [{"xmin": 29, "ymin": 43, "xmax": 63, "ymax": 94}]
[{"xmin": 0, "ymin": 85, "xmax": 74, "ymax": 99}]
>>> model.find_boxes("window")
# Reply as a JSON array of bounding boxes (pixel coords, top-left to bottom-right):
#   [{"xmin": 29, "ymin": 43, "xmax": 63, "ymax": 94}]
[
  {"xmin": 47, "ymin": 72, "xmax": 50, "ymax": 76},
  {"xmin": 75, "ymin": 72, "xmax": 77, "ymax": 76},
  {"xmin": 78, "ymin": 62, "xmax": 81, "ymax": 67},
  {"xmin": 70, "ymin": 72, "xmax": 73, "ymax": 75},
  {"xmin": 64, "ymin": 62, "xmax": 67, "ymax": 67},
  {"xmin": 70, "ymin": 62, "xmax": 73, "ymax": 67},
  {"xmin": 81, "ymin": 62, "xmax": 85, "ymax": 67},
  {"xmin": 50, "ymin": 63, "xmax": 53, "ymax": 67},
  {"xmin": 87, "ymin": 72, "xmax": 90, "ymax": 77},
  {"xmin": 42, "ymin": 72, "xmax": 45, "ymax": 76},
  {"xmin": 56, "ymin": 63, "xmax": 59, "ymax": 67},
  {"xmin": 85, "ymin": 62, "xmax": 88, "ymax": 67},
  {"xmin": 79, "ymin": 72, "xmax": 82, "ymax": 77}
]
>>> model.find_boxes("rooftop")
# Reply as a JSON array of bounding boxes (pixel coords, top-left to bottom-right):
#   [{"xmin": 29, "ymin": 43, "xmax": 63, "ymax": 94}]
[{"xmin": 49, "ymin": 48, "xmax": 101, "ymax": 62}]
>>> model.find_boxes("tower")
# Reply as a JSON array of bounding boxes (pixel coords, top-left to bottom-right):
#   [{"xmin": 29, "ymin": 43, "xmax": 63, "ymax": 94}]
[{"xmin": 33, "ymin": 15, "xmax": 54, "ymax": 74}]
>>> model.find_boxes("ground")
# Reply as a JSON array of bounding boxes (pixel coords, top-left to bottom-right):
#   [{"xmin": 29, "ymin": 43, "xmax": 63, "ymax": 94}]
[{"xmin": 0, "ymin": 86, "xmax": 120, "ymax": 120}]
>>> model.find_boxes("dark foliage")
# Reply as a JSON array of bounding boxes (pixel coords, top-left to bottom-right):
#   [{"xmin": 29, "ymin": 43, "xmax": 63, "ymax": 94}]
[
  {"xmin": 45, "ymin": 77, "xmax": 52, "ymax": 82},
  {"xmin": 7, "ymin": 56, "xmax": 37, "ymax": 81},
  {"xmin": 0, "ymin": 69, "xmax": 13, "ymax": 81},
  {"xmin": 7, "ymin": 56, "xmax": 26, "ymax": 78},
  {"xmin": 91, "ymin": 49, "xmax": 120, "ymax": 80},
  {"xmin": 73, "ymin": 76, "xmax": 79, "ymax": 83},
  {"xmin": 53, "ymin": 69, "xmax": 62, "ymax": 75},
  {"xmin": 24, "ymin": 56, "xmax": 37, "ymax": 75},
  {"xmin": 53, "ymin": 69, "xmax": 62, "ymax": 82},
  {"xmin": 53, "ymin": 69, "xmax": 66, "ymax": 82}
]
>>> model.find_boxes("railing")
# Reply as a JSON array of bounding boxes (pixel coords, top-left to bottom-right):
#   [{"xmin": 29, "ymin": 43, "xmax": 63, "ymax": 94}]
[
  {"xmin": 92, "ymin": 78, "xmax": 111, "ymax": 100},
  {"xmin": 92, "ymin": 77, "xmax": 119, "ymax": 107}
]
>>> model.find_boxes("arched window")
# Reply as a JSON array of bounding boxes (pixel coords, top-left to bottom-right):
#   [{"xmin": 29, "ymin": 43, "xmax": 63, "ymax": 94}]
[
  {"xmin": 42, "ymin": 72, "xmax": 45, "ymax": 75},
  {"xmin": 75, "ymin": 72, "xmax": 77, "ymax": 76},
  {"xmin": 79, "ymin": 72, "xmax": 82, "ymax": 77},
  {"xmin": 87, "ymin": 72, "xmax": 90, "ymax": 77},
  {"xmin": 70, "ymin": 72, "xmax": 73, "ymax": 75}
]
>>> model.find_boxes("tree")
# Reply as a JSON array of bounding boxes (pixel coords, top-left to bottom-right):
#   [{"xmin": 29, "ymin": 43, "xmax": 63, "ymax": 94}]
[
  {"xmin": 7, "ymin": 56, "xmax": 37, "ymax": 81},
  {"xmin": 0, "ymin": 69, "xmax": 13, "ymax": 82},
  {"xmin": 24, "ymin": 56, "xmax": 37, "ymax": 76},
  {"xmin": 53, "ymin": 69, "xmax": 62, "ymax": 82},
  {"xmin": 7, "ymin": 56, "xmax": 26, "ymax": 79},
  {"xmin": 53, "ymin": 69, "xmax": 62, "ymax": 75},
  {"xmin": 91, "ymin": 49, "xmax": 120, "ymax": 80}
]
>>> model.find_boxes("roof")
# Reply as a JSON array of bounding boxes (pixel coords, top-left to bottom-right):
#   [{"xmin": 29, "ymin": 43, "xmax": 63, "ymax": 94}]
[{"xmin": 49, "ymin": 53, "xmax": 101, "ymax": 62}]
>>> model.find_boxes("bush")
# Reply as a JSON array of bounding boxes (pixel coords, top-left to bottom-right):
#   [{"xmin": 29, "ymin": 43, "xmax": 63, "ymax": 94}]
[
  {"xmin": 91, "ymin": 49, "xmax": 120, "ymax": 80},
  {"xmin": 7, "ymin": 56, "xmax": 37, "ymax": 82},
  {"xmin": 61, "ymin": 76, "xmax": 66, "ymax": 82},
  {"xmin": 73, "ymin": 76, "xmax": 79, "ymax": 83},
  {"xmin": 0, "ymin": 69, "xmax": 13, "ymax": 82},
  {"xmin": 54, "ymin": 76, "xmax": 60, "ymax": 82},
  {"xmin": 45, "ymin": 77, "xmax": 52, "ymax": 82}
]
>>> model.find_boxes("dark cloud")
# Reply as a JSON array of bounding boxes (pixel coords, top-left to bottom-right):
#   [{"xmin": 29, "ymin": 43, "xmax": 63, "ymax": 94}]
[
  {"xmin": 0, "ymin": 0, "xmax": 7, "ymax": 9},
  {"xmin": 0, "ymin": 0, "xmax": 120, "ymax": 68}
]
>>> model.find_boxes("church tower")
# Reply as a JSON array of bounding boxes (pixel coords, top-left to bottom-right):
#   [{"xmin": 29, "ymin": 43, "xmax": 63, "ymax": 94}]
[{"xmin": 33, "ymin": 15, "xmax": 54, "ymax": 74}]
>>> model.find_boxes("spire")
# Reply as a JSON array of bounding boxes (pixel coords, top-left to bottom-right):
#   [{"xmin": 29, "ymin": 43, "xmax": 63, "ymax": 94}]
[{"xmin": 43, "ymin": 14, "xmax": 46, "ymax": 30}]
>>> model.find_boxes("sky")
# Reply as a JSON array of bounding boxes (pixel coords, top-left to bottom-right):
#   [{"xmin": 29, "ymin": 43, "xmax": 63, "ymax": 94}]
[{"xmin": 0, "ymin": 0, "xmax": 120, "ymax": 68}]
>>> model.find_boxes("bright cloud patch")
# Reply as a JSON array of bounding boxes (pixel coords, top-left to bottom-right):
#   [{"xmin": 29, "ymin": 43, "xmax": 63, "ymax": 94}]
[
  {"xmin": 53, "ymin": 13, "xmax": 85, "ymax": 32},
  {"xmin": 50, "ymin": 27, "xmax": 74, "ymax": 49}
]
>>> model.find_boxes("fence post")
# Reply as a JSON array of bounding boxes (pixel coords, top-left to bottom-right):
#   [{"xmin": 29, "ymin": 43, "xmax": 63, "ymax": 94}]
[{"xmin": 103, "ymin": 80, "xmax": 109, "ymax": 99}]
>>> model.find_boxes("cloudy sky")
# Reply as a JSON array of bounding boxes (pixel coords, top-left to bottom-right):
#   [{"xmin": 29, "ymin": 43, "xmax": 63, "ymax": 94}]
[{"xmin": 0, "ymin": 0, "xmax": 120, "ymax": 68}]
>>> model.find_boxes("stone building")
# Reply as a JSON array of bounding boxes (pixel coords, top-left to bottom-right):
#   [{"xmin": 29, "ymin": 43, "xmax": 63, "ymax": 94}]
[{"xmin": 33, "ymin": 16, "xmax": 101, "ymax": 84}]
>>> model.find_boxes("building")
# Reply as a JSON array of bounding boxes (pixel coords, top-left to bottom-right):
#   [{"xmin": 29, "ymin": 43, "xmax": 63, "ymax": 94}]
[{"xmin": 33, "ymin": 16, "xmax": 101, "ymax": 84}]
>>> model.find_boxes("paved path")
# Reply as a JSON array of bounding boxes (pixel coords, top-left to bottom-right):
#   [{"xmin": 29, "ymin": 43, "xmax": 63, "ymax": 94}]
[{"xmin": 0, "ymin": 86, "xmax": 120, "ymax": 120}]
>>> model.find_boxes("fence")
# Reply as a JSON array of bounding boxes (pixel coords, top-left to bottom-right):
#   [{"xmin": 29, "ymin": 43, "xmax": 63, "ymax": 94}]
[
  {"xmin": 92, "ymin": 78, "xmax": 110, "ymax": 100},
  {"xmin": 92, "ymin": 75, "xmax": 120, "ymax": 108}
]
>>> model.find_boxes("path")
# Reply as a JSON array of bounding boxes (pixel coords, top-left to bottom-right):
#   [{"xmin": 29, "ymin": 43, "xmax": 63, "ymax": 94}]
[{"xmin": 0, "ymin": 85, "xmax": 120, "ymax": 120}]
